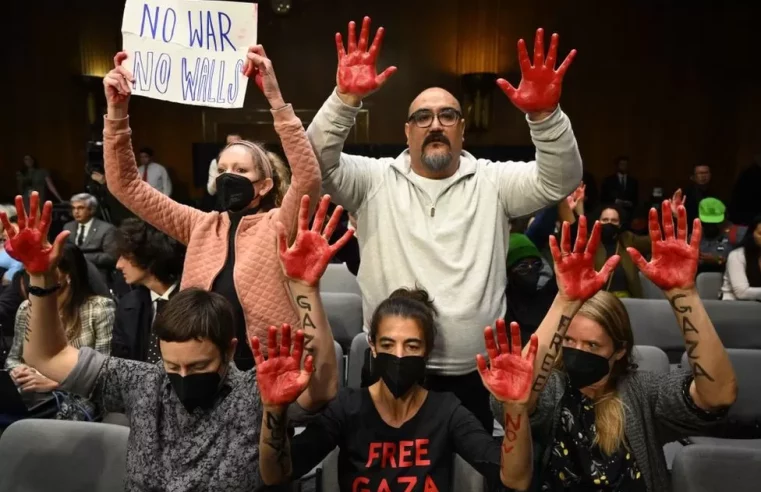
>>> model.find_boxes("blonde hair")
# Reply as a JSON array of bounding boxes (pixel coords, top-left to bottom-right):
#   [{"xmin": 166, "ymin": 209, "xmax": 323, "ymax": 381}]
[
  {"xmin": 220, "ymin": 141, "xmax": 292, "ymax": 210},
  {"xmin": 558, "ymin": 291, "xmax": 635, "ymax": 455}
]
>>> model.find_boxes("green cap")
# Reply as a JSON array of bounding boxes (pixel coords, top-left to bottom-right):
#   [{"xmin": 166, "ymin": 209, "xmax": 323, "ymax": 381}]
[
  {"xmin": 698, "ymin": 197, "xmax": 726, "ymax": 224},
  {"xmin": 507, "ymin": 233, "xmax": 541, "ymax": 269}
]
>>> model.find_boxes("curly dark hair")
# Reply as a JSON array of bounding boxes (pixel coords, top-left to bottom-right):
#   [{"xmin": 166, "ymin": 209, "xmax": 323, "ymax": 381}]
[{"xmin": 109, "ymin": 218, "xmax": 185, "ymax": 285}]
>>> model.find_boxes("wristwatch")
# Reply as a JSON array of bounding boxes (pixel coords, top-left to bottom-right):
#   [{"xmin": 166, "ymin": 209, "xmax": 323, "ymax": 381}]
[{"xmin": 28, "ymin": 284, "xmax": 61, "ymax": 297}]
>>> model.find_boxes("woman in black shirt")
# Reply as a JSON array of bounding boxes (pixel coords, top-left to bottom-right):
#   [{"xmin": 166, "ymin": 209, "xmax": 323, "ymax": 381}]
[{"xmin": 255, "ymin": 288, "xmax": 540, "ymax": 491}]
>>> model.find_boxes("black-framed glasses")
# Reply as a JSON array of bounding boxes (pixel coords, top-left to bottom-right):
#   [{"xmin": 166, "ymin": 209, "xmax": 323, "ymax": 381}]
[{"xmin": 407, "ymin": 108, "xmax": 462, "ymax": 128}]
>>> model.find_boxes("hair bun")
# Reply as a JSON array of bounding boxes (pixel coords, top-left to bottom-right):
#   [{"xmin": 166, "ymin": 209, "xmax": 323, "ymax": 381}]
[{"xmin": 388, "ymin": 287, "xmax": 438, "ymax": 317}]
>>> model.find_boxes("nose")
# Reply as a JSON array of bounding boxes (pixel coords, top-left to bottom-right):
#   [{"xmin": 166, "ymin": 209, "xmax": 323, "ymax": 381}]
[
  {"xmin": 392, "ymin": 344, "xmax": 405, "ymax": 358},
  {"xmin": 429, "ymin": 115, "xmax": 444, "ymax": 132}
]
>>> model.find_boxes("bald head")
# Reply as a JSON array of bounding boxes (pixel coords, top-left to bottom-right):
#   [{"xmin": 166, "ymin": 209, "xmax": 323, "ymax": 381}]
[{"xmin": 408, "ymin": 87, "xmax": 461, "ymax": 117}]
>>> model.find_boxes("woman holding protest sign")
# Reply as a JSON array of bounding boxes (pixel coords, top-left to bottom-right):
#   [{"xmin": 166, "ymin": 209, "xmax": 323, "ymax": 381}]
[{"xmin": 101, "ymin": 45, "xmax": 324, "ymax": 381}]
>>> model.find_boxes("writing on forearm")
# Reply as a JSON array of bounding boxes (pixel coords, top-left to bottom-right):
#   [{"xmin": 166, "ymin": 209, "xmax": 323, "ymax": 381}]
[
  {"xmin": 264, "ymin": 410, "xmax": 291, "ymax": 474},
  {"xmin": 532, "ymin": 315, "xmax": 572, "ymax": 392},
  {"xmin": 296, "ymin": 295, "xmax": 317, "ymax": 330},
  {"xmin": 669, "ymin": 294, "xmax": 715, "ymax": 382}
]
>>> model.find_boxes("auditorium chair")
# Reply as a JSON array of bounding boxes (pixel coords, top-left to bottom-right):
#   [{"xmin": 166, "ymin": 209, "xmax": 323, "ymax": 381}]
[
  {"xmin": 320, "ymin": 263, "xmax": 361, "ymax": 297},
  {"xmin": 632, "ymin": 345, "xmax": 670, "ymax": 373},
  {"xmin": 638, "ymin": 271, "xmax": 666, "ymax": 300},
  {"xmin": 0, "ymin": 420, "xmax": 129, "ymax": 492},
  {"xmin": 322, "ymin": 292, "xmax": 363, "ymax": 352},
  {"xmin": 681, "ymin": 348, "xmax": 761, "ymax": 447},
  {"xmin": 622, "ymin": 298, "xmax": 761, "ymax": 362},
  {"xmin": 696, "ymin": 272, "xmax": 724, "ymax": 300},
  {"xmin": 672, "ymin": 443, "xmax": 761, "ymax": 491}
]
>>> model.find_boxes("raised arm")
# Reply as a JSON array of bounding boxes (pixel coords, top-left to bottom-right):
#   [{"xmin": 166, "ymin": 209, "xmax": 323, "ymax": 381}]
[
  {"xmin": 628, "ymin": 201, "xmax": 737, "ymax": 410},
  {"xmin": 477, "ymin": 321, "xmax": 539, "ymax": 490},
  {"xmin": 494, "ymin": 28, "xmax": 582, "ymax": 217},
  {"xmin": 305, "ymin": 16, "xmax": 396, "ymax": 213},
  {"xmin": 277, "ymin": 194, "xmax": 355, "ymax": 410},
  {"xmin": 253, "ymin": 325, "xmax": 313, "ymax": 485},
  {"xmin": 525, "ymin": 216, "xmax": 620, "ymax": 412},
  {"xmin": 242, "ymin": 45, "xmax": 321, "ymax": 237},
  {"xmin": 1, "ymin": 194, "xmax": 79, "ymax": 383},
  {"xmin": 103, "ymin": 52, "xmax": 205, "ymax": 245}
]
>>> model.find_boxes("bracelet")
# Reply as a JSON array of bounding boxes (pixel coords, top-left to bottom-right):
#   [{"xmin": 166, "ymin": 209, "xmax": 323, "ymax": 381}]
[{"xmin": 28, "ymin": 284, "xmax": 61, "ymax": 297}]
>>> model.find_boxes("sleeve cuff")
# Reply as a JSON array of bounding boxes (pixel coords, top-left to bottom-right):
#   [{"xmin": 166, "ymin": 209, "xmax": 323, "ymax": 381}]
[
  {"xmin": 103, "ymin": 115, "xmax": 131, "ymax": 135},
  {"xmin": 326, "ymin": 88, "xmax": 363, "ymax": 126},
  {"xmin": 271, "ymin": 103, "xmax": 297, "ymax": 124},
  {"xmin": 681, "ymin": 374, "xmax": 729, "ymax": 421},
  {"xmin": 525, "ymin": 105, "xmax": 564, "ymax": 131},
  {"xmin": 59, "ymin": 347, "xmax": 108, "ymax": 397}
]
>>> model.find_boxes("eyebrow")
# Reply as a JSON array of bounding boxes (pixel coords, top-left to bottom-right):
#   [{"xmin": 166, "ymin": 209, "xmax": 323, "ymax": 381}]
[{"xmin": 379, "ymin": 336, "xmax": 423, "ymax": 344}]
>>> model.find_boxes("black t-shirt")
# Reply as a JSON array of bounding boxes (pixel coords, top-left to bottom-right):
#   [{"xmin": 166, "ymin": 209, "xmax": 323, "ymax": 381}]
[{"xmin": 291, "ymin": 387, "xmax": 503, "ymax": 492}]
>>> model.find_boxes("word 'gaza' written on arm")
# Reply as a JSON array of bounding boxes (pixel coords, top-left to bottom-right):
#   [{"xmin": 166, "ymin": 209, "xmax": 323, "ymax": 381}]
[
  {"xmin": 128, "ymin": 2, "xmax": 249, "ymax": 104},
  {"xmin": 532, "ymin": 315, "xmax": 572, "ymax": 392},
  {"xmin": 668, "ymin": 294, "xmax": 715, "ymax": 382},
  {"xmin": 296, "ymin": 295, "xmax": 316, "ymax": 350}
]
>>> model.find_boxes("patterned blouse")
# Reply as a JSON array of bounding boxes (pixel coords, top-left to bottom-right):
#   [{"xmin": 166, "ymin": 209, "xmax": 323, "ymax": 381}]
[
  {"xmin": 5, "ymin": 296, "xmax": 115, "ymax": 369},
  {"xmin": 542, "ymin": 385, "xmax": 646, "ymax": 491}
]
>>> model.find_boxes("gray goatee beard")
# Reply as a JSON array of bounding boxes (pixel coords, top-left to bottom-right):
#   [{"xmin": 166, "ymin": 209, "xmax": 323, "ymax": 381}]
[{"xmin": 421, "ymin": 151, "xmax": 453, "ymax": 172}]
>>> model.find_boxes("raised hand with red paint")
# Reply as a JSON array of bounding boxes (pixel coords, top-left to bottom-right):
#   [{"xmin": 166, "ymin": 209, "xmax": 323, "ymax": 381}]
[
  {"xmin": 477, "ymin": 320, "xmax": 538, "ymax": 404},
  {"xmin": 497, "ymin": 28, "xmax": 576, "ymax": 117},
  {"xmin": 550, "ymin": 216, "xmax": 621, "ymax": 301},
  {"xmin": 628, "ymin": 201, "xmax": 700, "ymax": 292},
  {"xmin": 252, "ymin": 324, "xmax": 314, "ymax": 408},
  {"xmin": 242, "ymin": 45, "xmax": 285, "ymax": 108},
  {"xmin": 103, "ymin": 52, "xmax": 134, "ymax": 112},
  {"xmin": 277, "ymin": 194, "xmax": 355, "ymax": 287},
  {"xmin": 335, "ymin": 16, "xmax": 397, "ymax": 105},
  {"xmin": 0, "ymin": 192, "xmax": 69, "ymax": 275},
  {"xmin": 566, "ymin": 181, "xmax": 586, "ymax": 212}
]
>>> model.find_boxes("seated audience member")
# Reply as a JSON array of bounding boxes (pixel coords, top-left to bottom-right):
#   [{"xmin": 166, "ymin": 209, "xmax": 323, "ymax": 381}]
[
  {"xmin": 256, "ymin": 288, "xmax": 539, "ymax": 491},
  {"xmin": 64, "ymin": 193, "xmax": 117, "ymax": 280},
  {"xmin": 696, "ymin": 197, "xmax": 734, "ymax": 273},
  {"xmin": 0, "ymin": 271, "xmax": 25, "ymax": 338},
  {"xmin": 491, "ymin": 203, "xmax": 737, "ymax": 490},
  {"xmin": 0, "ymin": 193, "xmax": 350, "ymax": 491},
  {"xmin": 102, "ymin": 45, "xmax": 320, "ymax": 371},
  {"xmin": 596, "ymin": 204, "xmax": 651, "ymax": 297},
  {"xmin": 721, "ymin": 214, "xmax": 761, "ymax": 301},
  {"xmin": 109, "ymin": 219, "xmax": 186, "ymax": 362},
  {"xmin": 505, "ymin": 233, "xmax": 558, "ymax": 343},
  {"xmin": 0, "ymin": 205, "xmax": 22, "ymax": 286}
]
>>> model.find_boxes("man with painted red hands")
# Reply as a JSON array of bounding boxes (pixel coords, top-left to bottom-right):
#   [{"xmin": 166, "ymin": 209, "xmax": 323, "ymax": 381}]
[
  {"xmin": 0, "ymin": 193, "xmax": 350, "ymax": 492},
  {"xmin": 256, "ymin": 287, "xmax": 539, "ymax": 490},
  {"xmin": 490, "ymin": 203, "xmax": 737, "ymax": 490},
  {"xmin": 307, "ymin": 17, "xmax": 582, "ymax": 431}
]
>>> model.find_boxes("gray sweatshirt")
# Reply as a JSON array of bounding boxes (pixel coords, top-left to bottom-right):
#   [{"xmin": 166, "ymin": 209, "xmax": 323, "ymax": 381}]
[{"xmin": 307, "ymin": 90, "xmax": 582, "ymax": 375}]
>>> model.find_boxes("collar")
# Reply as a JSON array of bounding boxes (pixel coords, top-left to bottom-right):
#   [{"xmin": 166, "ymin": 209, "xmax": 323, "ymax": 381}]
[
  {"xmin": 150, "ymin": 282, "xmax": 178, "ymax": 303},
  {"xmin": 80, "ymin": 218, "xmax": 94, "ymax": 228},
  {"xmin": 390, "ymin": 149, "xmax": 478, "ymax": 177}
]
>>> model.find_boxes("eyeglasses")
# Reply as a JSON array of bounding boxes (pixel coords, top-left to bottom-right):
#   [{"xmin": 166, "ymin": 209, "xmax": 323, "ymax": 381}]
[{"xmin": 407, "ymin": 108, "xmax": 462, "ymax": 128}]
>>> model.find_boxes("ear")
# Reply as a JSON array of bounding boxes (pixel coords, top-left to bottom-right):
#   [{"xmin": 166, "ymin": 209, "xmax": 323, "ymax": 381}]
[
  {"xmin": 258, "ymin": 177, "xmax": 274, "ymax": 197},
  {"xmin": 460, "ymin": 119, "xmax": 466, "ymax": 142},
  {"xmin": 612, "ymin": 346, "xmax": 626, "ymax": 362},
  {"xmin": 404, "ymin": 122, "xmax": 410, "ymax": 145},
  {"xmin": 227, "ymin": 338, "xmax": 238, "ymax": 362}
]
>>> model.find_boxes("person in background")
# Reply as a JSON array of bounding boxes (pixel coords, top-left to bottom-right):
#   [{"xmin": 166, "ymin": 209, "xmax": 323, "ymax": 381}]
[
  {"xmin": 596, "ymin": 204, "xmax": 651, "ymax": 298},
  {"xmin": 102, "ymin": 46, "xmax": 325, "ymax": 374},
  {"xmin": 684, "ymin": 164, "xmax": 718, "ymax": 226},
  {"xmin": 721, "ymin": 215, "xmax": 761, "ymax": 301},
  {"xmin": 695, "ymin": 197, "xmax": 735, "ymax": 273},
  {"xmin": 0, "ymin": 191, "xmax": 349, "ymax": 491},
  {"xmin": 493, "ymin": 205, "xmax": 737, "ymax": 491},
  {"xmin": 0, "ymin": 205, "xmax": 23, "ymax": 285},
  {"xmin": 0, "ymin": 270, "xmax": 25, "ymax": 341},
  {"xmin": 600, "ymin": 155, "xmax": 639, "ymax": 226},
  {"xmin": 109, "ymin": 219, "xmax": 186, "ymax": 362},
  {"xmin": 137, "ymin": 147, "xmax": 172, "ymax": 196},
  {"xmin": 63, "ymin": 193, "xmax": 117, "ymax": 280},
  {"xmin": 256, "ymin": 288, "xmax": 539, "ymax": 491},
  {"xmin": 16, "ymin": 155, "xmax": 63, "ymax": 206},
  {"xmin": 505, "ymin": 233, "xmax": 558, "ymax": 343},
  {"xmin": 207, "ymin": 133, "xmax": 243, "ymax": 195},
  {"xmin": 308, "ymin": 17, "xmax": 582, "ymax": 432}
]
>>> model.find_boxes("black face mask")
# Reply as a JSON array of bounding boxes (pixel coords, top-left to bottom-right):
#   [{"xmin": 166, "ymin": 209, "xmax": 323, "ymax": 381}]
[
  {"xmin": 600, "ymin": 223, "xmax": 621, "ymax": 244},
  {"xmin": 216, "ymin": 173, "xmax": 255, "ymax": 212},
  {"xmin": 168, "ymin": 370, "xmax": 224, "ymax": 412},
  {"xmin": 562, "ymin": 347, "xmax": 612, "ymax": 389},
  {"xmin": 374, "ymin": 353, "xmax": 426, "ymax": 399},
  {"xmin": 509, "ymin": 271, "xmax": 541, "ymax": 293}
]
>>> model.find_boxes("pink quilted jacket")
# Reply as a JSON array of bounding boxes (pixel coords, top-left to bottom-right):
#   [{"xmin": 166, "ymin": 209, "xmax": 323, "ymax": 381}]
[{"xmin": 103, "ymin": 105, "xmax": 321, "ymax": 352}]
